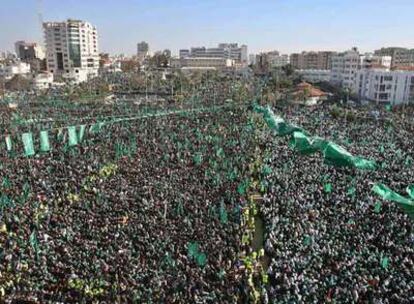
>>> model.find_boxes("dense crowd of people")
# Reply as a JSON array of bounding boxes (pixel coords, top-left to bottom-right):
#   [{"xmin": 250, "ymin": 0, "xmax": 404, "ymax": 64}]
[
  {"xmin": 259, "ymin": 103, "xmax": 414, "ymax": 303},
  {"xmin": 0, "ymin": 102, "xmax": 259, "ymax": 302},
  {"xmin": 0, "ymin": 93, "xmax": 413, "ymax": 302}
]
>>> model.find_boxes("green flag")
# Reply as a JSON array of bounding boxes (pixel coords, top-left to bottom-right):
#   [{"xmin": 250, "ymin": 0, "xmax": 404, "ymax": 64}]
[
  {"xmin": 22, "ymin": 133, "xmax": 35, "ymax": 156},
  {"xmin": 40, "ymin": 130, "xmax": 50, "ymax": 152},
  {"xmin": 323, "ymin": 142, "xmax": 376, "ymax": 170},
  {"xmin": 78, "ymin": 125, "xmax": 86, "ymax": 142},
  {"xmin": 68, "ymin": 126, "xmax": 78, "ymax": 146},
  {"xmin": 372, "ymin": 184, "xmax": 414, "ymax": 219},
  {"xmin": 5, "ymin": 135, "xmax": 12, "ymax": 151}
]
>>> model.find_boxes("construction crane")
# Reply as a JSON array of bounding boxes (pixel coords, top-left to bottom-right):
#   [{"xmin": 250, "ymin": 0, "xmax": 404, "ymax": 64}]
[{"xmin": 37, "ymin": 0, "xmax": 44, "ymax": 28}]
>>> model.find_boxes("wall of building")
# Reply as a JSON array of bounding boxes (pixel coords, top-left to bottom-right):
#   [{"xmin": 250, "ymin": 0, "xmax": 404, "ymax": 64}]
[{"xmin": 354, "ymin": 69, "xmax": 414, "ymax": 105}]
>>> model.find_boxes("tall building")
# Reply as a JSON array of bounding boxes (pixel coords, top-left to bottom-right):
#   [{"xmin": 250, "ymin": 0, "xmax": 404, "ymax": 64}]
[
  {"xmin": 290, "ymin": 51, "xmax": 335, "ymax": 70},
  {"xmin": 374, "ymin": 47, "xmax": 414, "ymax": 68},
  {"xmin": 137, "ymin": 41, "xmax": 149, "ymax": 59},
  {"xmin": 354, "ymin": 69, "xmax": 414, "ymax": 105},
  {"xmin": 15, "ymin": 41, "xmax": 45, "ymax": 61},
  {"xmin": 43, "ymin": 19, "xmax": 99, "ymax": 83}
]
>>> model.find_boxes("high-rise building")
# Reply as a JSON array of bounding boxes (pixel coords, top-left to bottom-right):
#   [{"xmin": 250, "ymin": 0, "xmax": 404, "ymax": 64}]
[
  {"xmin": 43, "ymin": 19, "xmax": 99, "ymax": 83},
  {"xmin": 15, "ymin": 41, "xmax": 45, "ymax": 61},
  {"xmin": 290, "ymin": 51, "xmax": 335, "ymax": 70},
  {"xmin": 137, "ymin": 41, "xmax": 149, "ymax": 59},
  {"xmin": 374, "ymin": 47, "xmax": 414, "ymax": 68}
]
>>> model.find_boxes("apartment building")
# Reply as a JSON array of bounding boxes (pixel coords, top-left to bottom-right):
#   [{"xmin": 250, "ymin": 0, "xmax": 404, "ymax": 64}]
[
  {"xmin": 0, "ymin": 61, "xmax": 31, "ymax": 80},
  {"xmin": 354, "ymin": 69, "xmax": 414, "ymax": 105},
  {"xmin": 330, "ymin": 48, "xmax": 361, "ymax": 89},
  {"xmin": 43, "ymin": 19, "xmax": 99, "ymax": 83},
  {"xmin": 374, "ymin": 47, "xmax": 414, "ymax": 68},
  {"xmin": 179, "ymin": 43, "xmax": 248, "ymax": 65},
  {"xmin": 15, "ymin": 41, "xmax": 45, "ymax": 61},
  {"xmin": 297, "ymin": 69, "xmax": 331, "ymax": 83},
  {"xmin": 171, "ymin": 57, "xmax": 234, "ymax": 70},
  {"xmin": 290, "ymin": 51, "xmax": 335, "ymax": 70},
  {"xmin": 137, "ymin": 41, "xmax": 149, "ymax": 60}
]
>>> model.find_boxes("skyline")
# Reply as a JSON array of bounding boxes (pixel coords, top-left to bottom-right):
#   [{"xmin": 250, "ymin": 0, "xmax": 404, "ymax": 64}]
[{"xmin": 1, "ymin": 0, "xmax": 414, "ymax": 55}]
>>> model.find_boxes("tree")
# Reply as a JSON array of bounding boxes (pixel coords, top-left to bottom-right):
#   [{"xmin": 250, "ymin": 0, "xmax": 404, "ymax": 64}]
[
  {"xmin": 121, "ymin": 60, "xmax": 140, "ymax": 73},
  {"xmin": 5, "ymin": 75, "xmax": 31, "ymax": 91},
  {"xmin": 282, "ymin": 64, "xmax": 295, "ymax": 77}
]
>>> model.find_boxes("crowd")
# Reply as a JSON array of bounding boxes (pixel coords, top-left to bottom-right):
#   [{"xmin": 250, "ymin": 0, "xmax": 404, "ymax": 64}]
[
  {"xmin": 0, "ymin": 102, "xmax": 259, "ymax": 302},
  {"xmin": 259, "ymin": 103, "xmax": 414, "ymax": 303},
  {"xmin": 1, "ymin": 89, "xmax": 413, "ymax": 303}
]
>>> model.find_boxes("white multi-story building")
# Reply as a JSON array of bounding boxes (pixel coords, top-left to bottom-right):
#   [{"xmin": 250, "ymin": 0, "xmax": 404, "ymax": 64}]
[
  {"xmin": 330, "ymin": 48, "xmax": 361, "ymax": 89},
  {"xmin": 353, "ymin": 69, "xmax": 414, "ymax": 105},
  {"xmin": 360, "ymin": 53, "xmax": 392, "ymax": 69},
  {"xmin": 180, "ymin": 43, "xmax": 248, "ymax": 66},
  {"xmin": 330, "ymin": 48, "xmax": 391, "ymax": 90},
  {"xmin": 0, "ymin": 61, "xmax": 31, "ymax": 80},
  {"xmin": 43, "ymin": 19, "xmax": 99, "ymax": 83},
  {"xmin": 297, "ymin": 69, "xmax": 331, "ymax": 83},
  {"xmin": 265, "ymin": 51, "xmax": 289, "ymax": 68},
  {"xmin": 170, "ymin": 57, "xmax": 234, "ymax": 70}
]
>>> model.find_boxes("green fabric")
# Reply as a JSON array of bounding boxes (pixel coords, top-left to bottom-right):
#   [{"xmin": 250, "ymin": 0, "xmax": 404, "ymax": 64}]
[
  {"xmin": 40, "ymin": 130, "xmax": 50, "ymax": 152},
  {"xmin": 323, "ymin": 142, "xmax": 376, "ymax": 170},
  {"xmin": 5, "ymin": 135, "xmax": 12, "ymax": 151},
  {"xmin": 187, "ymin": 242, "xmax": 207, "ymax": 267},
  {"xmin": 263, "ymin": 107, "xmax": 302, "ymax": 136},
  {"xmin": 219, "ymin": 202, "xmax": 228, "ymax": 224},
  {"xmin": 381, "ymin": 256, "xmax": 390, "ymax": 269},
  {"xmin": 324, "ymin": 183, "xmax": 332, "ymax": 193},
  {"xmin": 193, "ymin": 153, "xmax": 203, "ymax": 165},
  {"xmin": 374, "ymin": 202, "xmax": 382, "ymax": 213},
  {"xmin": 68, "ymin": 126, "xmax": 78, "ymax": 146},
  {"xmin": 291, "ymin": 131, "xmax": 328, "ymax": 155},
  {"xmin": 372, "ymin": 184, "xmax": 414, "ymax": 219},
  {"xmin": 407, "ymin": 185, "xmax": 414, "ymax": 200},
  {"xmin": 22, "ymin": 133, "xmax": 35, "ymax": 156},
  {"xmin": 196, "ymin": 253, "xmax": 207, "ymax": 267},
  {"xmin": 78, "ymin": 125, "xmax": 86, "ymax": 142},
  {"xmin": 188, "ymin": 242, "xmax": 199, "ymax": 259}
]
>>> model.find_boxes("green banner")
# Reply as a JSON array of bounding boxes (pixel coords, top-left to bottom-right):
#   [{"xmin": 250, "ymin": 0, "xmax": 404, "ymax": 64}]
[
  {"xmin": 22, "ymin": 133, "xmax": 35, "ymax": 156},
  {"xmin": 372, "ymin": 184, "xmax": 414, "ymax": 219},
  {"xmin": 40, "ymin": 130, "xmax": 50, "ymax": 152}
]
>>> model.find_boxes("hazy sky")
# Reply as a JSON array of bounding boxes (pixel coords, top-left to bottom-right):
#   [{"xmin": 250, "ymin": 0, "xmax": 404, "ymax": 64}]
[{"xmin": 1, "ymin": 0, "xmax": 414, "ymax": 56}]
